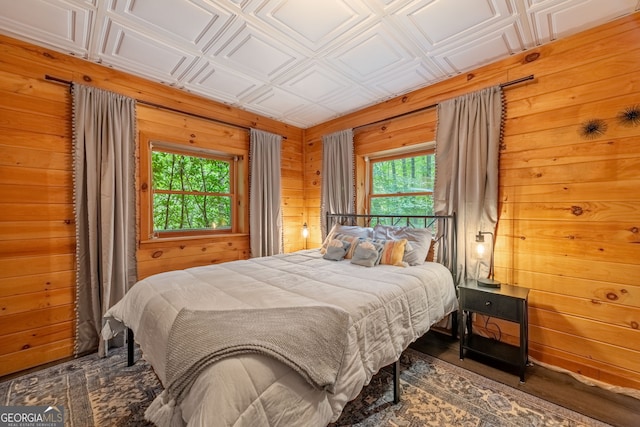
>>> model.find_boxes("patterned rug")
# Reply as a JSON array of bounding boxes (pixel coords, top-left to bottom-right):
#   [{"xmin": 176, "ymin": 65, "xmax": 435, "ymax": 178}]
[{"xmin": 0, "ymin": 346, "xmax": 610, "ymax": 427}]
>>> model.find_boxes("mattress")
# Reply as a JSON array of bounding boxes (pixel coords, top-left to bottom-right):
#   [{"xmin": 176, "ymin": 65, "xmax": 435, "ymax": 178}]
[{"xmin": 103, "ymin": 249, "xmax": 458, "ymax": 426}]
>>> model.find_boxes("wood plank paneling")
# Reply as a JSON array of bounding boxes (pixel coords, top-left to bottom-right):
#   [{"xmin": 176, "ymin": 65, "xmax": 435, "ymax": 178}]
[
  {"xmin": 0, "ymin": 339, "xmax": 74, "ymax": 379},
  {"xmin": 0, "ymin": 165, "xmax": 70, "ymax": 188},
  {"xmin": 0, "ymin": 128, "xmax": 70, "ymax": 153},
  {"xmin": 0, "ymin": 321, "xmax": 74, "ymax": 356},
  {"xmin": 303, "ymin": 12, "xmax": 640, "ymax": 390},
  {"xmin": 1, "ymin": 12, "xmax": 639, "ymax": 394},
  {"xmin": 0, "ymin": 271, "xmax": 75, "ymax": 298},
  {"xmin": 0, "ymin": 236, "xmax": 75, "ymax": 258},
  {"xmin": 0, "ymin": 31, "xmax": 303, "ymax": 378},
  {"xmin": 0, "ymin": 287, "xmax": 75, "ymax": 317}
]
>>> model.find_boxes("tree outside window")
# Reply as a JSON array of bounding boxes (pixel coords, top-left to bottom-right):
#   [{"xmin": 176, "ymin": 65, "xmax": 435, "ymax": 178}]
[
  {"xmin": 151, "ymin": 147, "xmax": 235, "ymax": 236},
  {"xmin": 368, "ymin": 151, "xmax": 435, "ymax": 223}
]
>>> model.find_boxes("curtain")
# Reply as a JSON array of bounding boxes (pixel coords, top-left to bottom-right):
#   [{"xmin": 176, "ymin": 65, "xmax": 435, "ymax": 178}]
[
  {"xmin": 434, "ymin": 86, "xmax": 504, "ymax": 285},
  {"xmin": 320, "ymin": 129, "xmax": 354, "ymax": 238},
  {"xmin": 72, "ymin": 84, "xmax": 137, "ymax": 357},
  {"xmin": 249, "ymin": 129, "xmax": 283, "ymax": 257}
]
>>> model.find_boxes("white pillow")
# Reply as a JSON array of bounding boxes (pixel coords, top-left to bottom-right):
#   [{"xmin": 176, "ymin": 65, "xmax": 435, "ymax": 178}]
[{"xmin": 373, "ymin": 225, "xmax": 432, "ymax": 266}]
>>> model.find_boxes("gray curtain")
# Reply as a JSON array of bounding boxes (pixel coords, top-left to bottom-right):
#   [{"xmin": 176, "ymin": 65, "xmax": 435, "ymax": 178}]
[
  {"xmin": 249, "ymin": 129, "xmax": 283, "ymax": 257},
  {"xmin": 321, "ymin": 129, "xmax": 354, "ymax": 238},
  {"xmin": 434, "ymin": 86, "xmax": 504, "ymax": 285},
  {"xmin": 72, "ymin": 84, "xmax": 137, "ymax": 357}
]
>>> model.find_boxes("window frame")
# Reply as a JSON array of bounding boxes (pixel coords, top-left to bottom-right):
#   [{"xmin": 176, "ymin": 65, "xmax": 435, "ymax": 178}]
[
  {"xmin": 143, "ymin": 140, "xmax": 239, "ymax": 239},
  {"xmin": 366, "ymin": 148, "xmax": 436, "ymax": 217}
]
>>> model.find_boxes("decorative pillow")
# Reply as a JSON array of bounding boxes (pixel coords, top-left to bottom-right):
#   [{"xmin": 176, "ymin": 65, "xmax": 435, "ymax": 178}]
[
  {"xmin": 322, "ymin": 239, "xmax": 351, "ymax": 261},
  {"xmin": 426, "ymin": 240, "xmax": 436, "ymax": 262},
  {"xmin": 373, "ymin": 225, "xmax": 433, "ymax": 266},
  {"xmin": 320, "ymin": 224, "xmax": 373, "ymax": 254},
  {"xmin": 332, "ymin": 233, "xmax": 363, "ymax": 259},
  {"xmin": 350, "ymin": 240, "xmax": 383, "ymax": 267},
  {"xmin": 377, "ymin": 238, "xmax": 408, "ymax": 267}
]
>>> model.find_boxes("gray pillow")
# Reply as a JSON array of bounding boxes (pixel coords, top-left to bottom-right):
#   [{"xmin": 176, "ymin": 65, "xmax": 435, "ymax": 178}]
[
  {"xmin": 323, "ymin": 241, "xmax": 351, "ymax": 261},
  {"xmin": 373, "ymin": 225, "xmax": 432, "ymax": 266},
  {"xmin": 321, "ymin": 224, "xmax": 373, "ymax": 253},
  {"xmin": 351, "ymin": 240, "xmax": 384, "ymax": 267},
  {"xmin": 350, "ymin": 242, "xmax": 381, "ymax": 267}
]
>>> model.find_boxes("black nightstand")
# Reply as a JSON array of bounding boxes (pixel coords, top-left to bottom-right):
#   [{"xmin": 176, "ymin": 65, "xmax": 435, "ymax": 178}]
[{"xmin": 458, "ymin": 279, "xmax": 530, "ymax": 382}]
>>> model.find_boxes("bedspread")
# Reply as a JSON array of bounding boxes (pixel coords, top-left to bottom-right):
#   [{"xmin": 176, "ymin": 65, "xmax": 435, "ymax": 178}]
[{"xmin": 103, "ymin": 249, "xmax": 458, "ymax": 426}]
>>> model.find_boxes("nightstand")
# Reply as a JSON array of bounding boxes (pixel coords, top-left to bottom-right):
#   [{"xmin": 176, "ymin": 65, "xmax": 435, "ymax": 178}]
[{"xmin": 458, "ymin": 279, "xmax": 530, "ymax": 382}]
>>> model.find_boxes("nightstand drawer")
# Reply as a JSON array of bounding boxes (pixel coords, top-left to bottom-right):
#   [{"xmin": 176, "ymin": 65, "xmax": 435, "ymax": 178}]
[{"xmin": 464, "ymin": 290, "xmax": 520, "ymax": 321}]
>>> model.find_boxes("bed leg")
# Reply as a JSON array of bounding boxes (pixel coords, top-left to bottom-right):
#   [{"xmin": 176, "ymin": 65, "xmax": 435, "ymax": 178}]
[
  {"xmin": 127, "ymin": 328, "xmax": 135, "ymax": 366},
  {"xmin": 451, "ymin": 310, "xmax": 459, "ymax": 339},
  {"xmin": 392, "ymin": 359, "xmax": 401, "ymax": 404}
]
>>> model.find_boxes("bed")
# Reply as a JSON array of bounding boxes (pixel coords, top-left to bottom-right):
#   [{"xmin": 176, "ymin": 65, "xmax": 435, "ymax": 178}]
[{"xmin": 102, "ymin": 213, "xmax": 458, "ymax": 427}]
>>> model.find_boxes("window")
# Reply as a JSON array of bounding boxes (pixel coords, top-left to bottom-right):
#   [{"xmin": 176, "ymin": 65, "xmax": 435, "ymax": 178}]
[
  {"xmin": 368, "ymin": 150, "xmax": 435, "ymax": 219},
  {"xmin": 150, "ymin": 143, "xmax": 236, "ymax": 237}
]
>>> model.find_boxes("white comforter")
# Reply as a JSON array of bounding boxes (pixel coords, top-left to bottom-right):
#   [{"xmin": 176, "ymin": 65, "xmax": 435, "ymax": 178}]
[{"xmin": 103, "ymin": 249, "xmax": 457, "ymax": 427}]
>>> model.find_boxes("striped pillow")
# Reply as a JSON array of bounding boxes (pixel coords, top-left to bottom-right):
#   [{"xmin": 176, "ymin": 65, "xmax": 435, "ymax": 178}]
[
  {"xmin": 376, "ymin": 238, "xmax": 408, "ymax": 266},
  {"xmin": 321, "ymin": 224, "xmax": 373, "ymax": 254},
  {"xmin": 332, "ymin": 233, "xmax": 362, "ymax": 259}
]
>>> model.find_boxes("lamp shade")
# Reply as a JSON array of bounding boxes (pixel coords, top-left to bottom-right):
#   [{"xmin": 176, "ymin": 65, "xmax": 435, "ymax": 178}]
[{"xmin": 475, "ymin": 231, "xmax": 500, "ymax": 288}]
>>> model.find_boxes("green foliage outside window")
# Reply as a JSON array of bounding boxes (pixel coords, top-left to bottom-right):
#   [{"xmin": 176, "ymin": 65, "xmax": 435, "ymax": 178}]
[
  {"xmin": 152, "ymin": 150, "xmax": 232, "ymax": 232},
  {"xmin": 370, "ymin": 153, "xmax": 435, "ymax": 223}
]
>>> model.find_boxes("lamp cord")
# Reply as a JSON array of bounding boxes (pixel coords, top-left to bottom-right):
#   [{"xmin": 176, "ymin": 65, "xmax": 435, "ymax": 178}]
[{"xmin": 483, "ymin": 315, "xmax": 502, "ymax": 341}]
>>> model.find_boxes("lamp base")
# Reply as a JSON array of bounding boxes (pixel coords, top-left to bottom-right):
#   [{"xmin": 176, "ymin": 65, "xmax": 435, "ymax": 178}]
[{"xmin": 477, "ymin": 278, "xmax": 501, "ymax": 288}]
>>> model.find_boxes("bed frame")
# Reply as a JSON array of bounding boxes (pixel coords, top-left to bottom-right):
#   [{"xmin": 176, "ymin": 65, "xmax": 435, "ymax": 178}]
[
  {"xmin": 125, "ymin": 212, "xmax": 458, "ymax": 407},
  {"xmin": 326, "ymin": 212, "xmax": 458, "ymax": 403},
  {"xmin": 325, "ymin": 212, "xmax": 456, "ymax": 272}
]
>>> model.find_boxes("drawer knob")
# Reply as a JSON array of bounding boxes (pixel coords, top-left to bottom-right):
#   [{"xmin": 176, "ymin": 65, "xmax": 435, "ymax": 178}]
[{"xmin": 485, "ymin": 301, "xmax": 491, "ymax": 306}]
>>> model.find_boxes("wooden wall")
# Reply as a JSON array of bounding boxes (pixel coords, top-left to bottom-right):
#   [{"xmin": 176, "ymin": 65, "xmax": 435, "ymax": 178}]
[
  {"xmin": 1, "ymin": 11, "xmax": 639, "ymax": 393},
  {"xmin": 305, "ymin": 13, "xmax": 640, "ymax": 390},
  {"xmin": 0, "ymin": 34, "xmax": 303, "ymax": 377}
]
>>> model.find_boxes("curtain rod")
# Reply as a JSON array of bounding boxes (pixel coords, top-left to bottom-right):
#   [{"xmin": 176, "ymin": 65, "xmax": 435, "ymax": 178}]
[
  {"xmin": 354, "ymin": 74, "xmax": 534, "ymax": 131},
  {"xmin": 43, "ymin": 74, "xmax": 287, "ymax": 139}
]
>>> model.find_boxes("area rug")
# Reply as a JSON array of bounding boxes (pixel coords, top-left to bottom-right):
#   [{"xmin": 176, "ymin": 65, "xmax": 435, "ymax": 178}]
[{"xmin": 0, "ymin": 346, "xmax": 610, "ymax": 427}]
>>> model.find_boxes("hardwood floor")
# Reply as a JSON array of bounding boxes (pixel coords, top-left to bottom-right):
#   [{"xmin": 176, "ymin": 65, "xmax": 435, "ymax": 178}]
[{"xmin": 411, "ymin": 330, "xmax": 640, "ymax": 427}]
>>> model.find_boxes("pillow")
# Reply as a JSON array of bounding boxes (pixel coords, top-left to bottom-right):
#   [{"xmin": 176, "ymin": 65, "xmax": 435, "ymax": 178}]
[
  {"xmin": 376, "ymin": 238, "xmax": 408, "ymax": 267},
  {"xmin": 322, "ymin": 239, "xmax": 351, "ymax": 261},
  {"xmin": 426, "ymin": 240, "xmax": 436, "ymax": 262},
  {"xmin": 350, "ymin": 240, "xmax": 383, "ymax": 267},
  {"xmin": 332, "ymin": 233, "xmax": 362, "ymax": 259},
  {"xmin": 320, "ymin": 224, "xmax": 373, "ymax": 254},
  {"xmin": 373, "ymin": 225, "xmax": 433, "ymax": 266}
]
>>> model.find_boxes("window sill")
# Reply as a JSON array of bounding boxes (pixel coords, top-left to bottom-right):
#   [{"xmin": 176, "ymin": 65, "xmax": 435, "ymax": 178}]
[{"xmin": 140, "ymin": 233, "xmax": 249, "ymax": 245}]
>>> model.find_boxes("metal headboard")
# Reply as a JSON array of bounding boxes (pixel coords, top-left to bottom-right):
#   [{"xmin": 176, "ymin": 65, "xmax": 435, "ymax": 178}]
[{"xmin": 326, "ymin": 212, "xmax": 457, "ymax": 280}]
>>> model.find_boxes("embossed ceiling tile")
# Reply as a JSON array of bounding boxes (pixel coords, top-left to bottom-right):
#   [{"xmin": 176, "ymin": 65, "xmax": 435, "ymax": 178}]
[
  {"xmin": 182, "ymin": 60, "xmax": 262, "ymax": 104},
  {"xmin": 228, "ymin": 0, "xmax": 249, "ymax": 7},
  {"xmin": 208, "ymin": 21, "xmax": 302, "ymax": 80},
  {"xmin": 98, "ymin": 18, "xmax": 199, "ymax": 83},
  {"xmin": 1, "ymin": 0, "xmax": 637, "ymax": 127},
  {"xmin": 278, "ymin": 62, "xmax": 350, "ymax": 101},
  {"xmin": 243, "ymin": 87, "xmax": 309, "ymax": 118},
  {"xmin": 433, "ymin": 23, "xmax": 524, "ymax": 74},
  {"xmin": 328, "ymin": 22, "xmax": 417, "ymax": 80},
  {"xmin": 321, "ymin": 86, "xmax": 382, "ymax": 116},
  {"xmin": 283, "ymin": 103, "xmax": 338, "ymax": 127},
  {"xmin": 108, "ymin": 0, "xmax": 234, "ymax": 51},
  {"xmin": 372, "ymin": 63, "xmax": 443, "ymax": 96},
  {"xmin": 394, "ymin": 0, "xmax": 513, "ymax": 50},
  {"xmin": 526, "ymin": 0, "xmax": 639, "ymax": 44},
  {"xmin": 0, "ymin": 0, "xmax": 93, "ymax": 56},
  {"xmin": 253, "ymin": 0, "xmax": 374, "ymax": 51}
]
